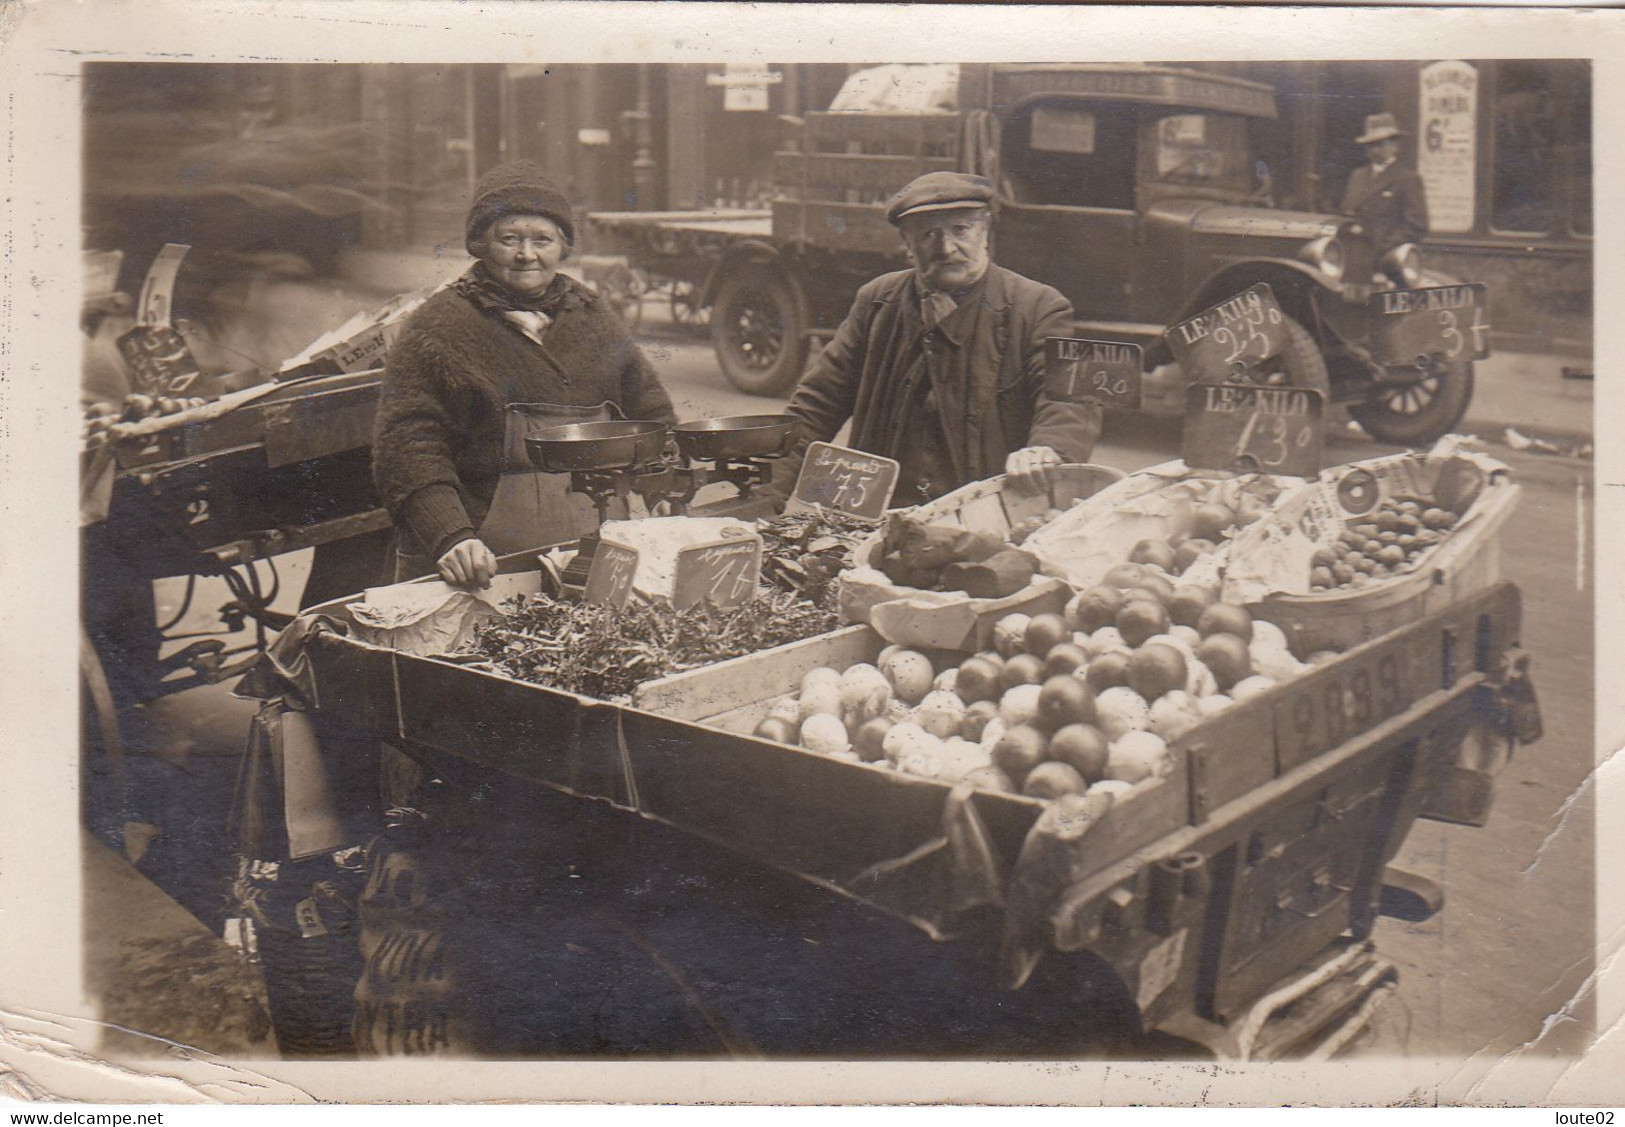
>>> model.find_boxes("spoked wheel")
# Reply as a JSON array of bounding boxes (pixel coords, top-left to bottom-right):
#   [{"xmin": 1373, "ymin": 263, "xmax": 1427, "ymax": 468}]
[
  {"xmin": 710, "ymin": 267, "xmax": 809, "ymax": 396},
  {"xmin": 595, "ymin": 265, "xmax": 646, "ymax": 332},
  {"xmin": 1349, "ymin": 360, "xmax": 1475, "ymax": 446},
  {"xmin": 669, "ymin": 282, "xmax": 708, "ymax": 328}
]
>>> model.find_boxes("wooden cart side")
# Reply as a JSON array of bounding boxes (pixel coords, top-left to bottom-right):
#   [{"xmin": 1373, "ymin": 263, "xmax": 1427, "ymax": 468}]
[{"xmin": 1036, "ymin": 581, "xmax": 1525, "ymax": 1035}]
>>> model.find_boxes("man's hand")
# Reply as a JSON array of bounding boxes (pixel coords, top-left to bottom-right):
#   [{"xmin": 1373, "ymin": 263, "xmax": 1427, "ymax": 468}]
[
  {"xmin": 437, "ymin": 537, "xmax": 498, "ymax": 588},
  {"xmin": 1005, "ymin": 445, "xmax": 1063, "ymax": 483}
]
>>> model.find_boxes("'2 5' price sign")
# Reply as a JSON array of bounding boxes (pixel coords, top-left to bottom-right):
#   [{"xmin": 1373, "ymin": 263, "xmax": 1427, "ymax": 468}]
[{"xmin": 1044, "ymin": 338, "xmax": 1143, "ymax": 409}]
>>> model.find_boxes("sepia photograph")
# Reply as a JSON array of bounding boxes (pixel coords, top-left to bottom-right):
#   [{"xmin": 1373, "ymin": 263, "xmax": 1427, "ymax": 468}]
[{"xmin": 2, "ymin": 0, "xmax": 1620, "ymax": 1109}]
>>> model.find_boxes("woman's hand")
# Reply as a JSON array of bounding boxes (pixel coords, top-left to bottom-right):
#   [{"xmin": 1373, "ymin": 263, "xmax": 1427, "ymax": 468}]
[
  {"xmin": 1005, "ymin": 445, "xmax": 1063, "ymax": 484},
  {"xmin": 437, "ymin": 538, "xmax": 499, "ymax": 588}
]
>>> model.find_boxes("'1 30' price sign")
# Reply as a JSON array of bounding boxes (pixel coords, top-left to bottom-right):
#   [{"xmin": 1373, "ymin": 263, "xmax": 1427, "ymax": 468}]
[
  {"xmin": 1183, "ymin": 383, "xmax": 1325, "ymax": 479},
  {"xmin": 1367, "ymin": 283, "xmax": 1490, "ymax": 366},
  {"xmin": 1044, "ymin": 338, "xmax": 1143, "ymax": 409},
  {"xmin": 787, "ymin": 441, "xmax": 899, "ymax": 520},
  {"xmin": 672, "ymin": 536, "xmax": 763, "ymax": 612}
]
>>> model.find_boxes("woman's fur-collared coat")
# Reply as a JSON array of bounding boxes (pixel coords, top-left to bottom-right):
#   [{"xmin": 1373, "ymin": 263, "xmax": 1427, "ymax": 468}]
[{"xmin": 372, "ymin": 277, "xmax": 675, "ymax": 558}]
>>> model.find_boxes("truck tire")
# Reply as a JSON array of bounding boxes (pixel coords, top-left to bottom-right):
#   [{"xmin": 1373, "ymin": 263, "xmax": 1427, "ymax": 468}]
[
  {"xmin": 1349, "ymin": 361, "xmax": 1474, "ymax": 446},
  {"xmin": 711, "ymin": 266, "xmax": 809, "ymax": 397}
]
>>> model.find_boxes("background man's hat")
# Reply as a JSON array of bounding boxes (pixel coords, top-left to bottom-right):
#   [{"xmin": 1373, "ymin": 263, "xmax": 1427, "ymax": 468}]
[
  {"xmin": 1356, "ymin": 113, "xmax": 1405, "ymax": 145},
  {"xmin": 886, "ymin": 171, "xmax": 995, "ymax": 226}
]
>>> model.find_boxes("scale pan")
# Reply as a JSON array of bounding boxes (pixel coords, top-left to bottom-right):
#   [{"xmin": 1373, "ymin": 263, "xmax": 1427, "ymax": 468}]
[
  {"xmin": 672, "ymin": 414, "xmax": 799, "ymax": 461},
  {"xmin": 526, "ymin": 419, "xmax": 670, "ymax": 472}
]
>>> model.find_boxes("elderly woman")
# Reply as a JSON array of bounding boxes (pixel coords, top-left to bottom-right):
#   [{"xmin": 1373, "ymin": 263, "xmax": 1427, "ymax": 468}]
[{"xmin": 373, "ymin": 161, "xmax": 676, "ymax": 585}]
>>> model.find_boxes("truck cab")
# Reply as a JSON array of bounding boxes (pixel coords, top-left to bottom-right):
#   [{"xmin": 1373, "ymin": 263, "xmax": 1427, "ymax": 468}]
[{"xmin": 698, "ymin": 63, "xmax": 1475, "ymax": 446}]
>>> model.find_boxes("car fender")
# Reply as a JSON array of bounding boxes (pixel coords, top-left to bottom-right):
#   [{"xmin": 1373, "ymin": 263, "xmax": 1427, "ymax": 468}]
[
  {"xmin": 700, "ymin": 240, "xmax": 798, "ymax": 307},
  {"xmin": 1174, "ymin": 258, "xmax": 1341, "ymax": 329},
  {"xmin": 1146, "ymin": 259, "xmax": 1344, "ymax": 367}
]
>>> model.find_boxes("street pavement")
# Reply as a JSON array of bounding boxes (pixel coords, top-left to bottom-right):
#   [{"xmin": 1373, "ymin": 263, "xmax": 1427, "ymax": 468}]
[{"xmin": 90, "ymin": 310, "xmax": 1596, "ymax": 1064}]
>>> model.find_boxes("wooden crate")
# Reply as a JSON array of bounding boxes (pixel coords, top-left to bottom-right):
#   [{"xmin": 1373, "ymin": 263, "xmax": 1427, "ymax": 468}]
[
  {"xmin": 842, "ymin": 464, "xmax": 1125, "ymax": 652},
  {"xmin": 1249, "ymin": 476, "xmax": 1520, "ymax": 657}
]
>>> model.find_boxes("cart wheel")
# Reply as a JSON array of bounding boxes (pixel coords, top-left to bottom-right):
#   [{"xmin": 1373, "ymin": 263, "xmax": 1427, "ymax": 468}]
[
  {"xmin": 669, "ymin": 282, "xmax": 708, "ymax": 328},
  {"xmin": 1349, "ymin": 360, "xmax": 1474, "ymax": 446},
  {"xmin": 711, "ymin": 266, "xmax": 809, "ymax": 397},
  {"xmin": 596, "ymin": 266, "xmax": 646, "ymax": 333}
]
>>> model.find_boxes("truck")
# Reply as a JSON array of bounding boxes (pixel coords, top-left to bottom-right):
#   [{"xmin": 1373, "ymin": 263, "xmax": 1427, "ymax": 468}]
[{"xmin": 589, "ymin": 63, "xmax": 1481, "ymax": 446}]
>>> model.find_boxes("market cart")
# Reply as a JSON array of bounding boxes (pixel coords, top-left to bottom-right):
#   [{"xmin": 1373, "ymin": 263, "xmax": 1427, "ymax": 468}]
[
  {"xmin": 585, "ymin": 209, "xmax": 771, "ymax": 330},
  {"xmin": 81, "ymin": 370, "xmax": 389, "ymax": 761},
  {"xmin": 268, "ymin": 530, "xmax": 1538, "ymax": 1058}
]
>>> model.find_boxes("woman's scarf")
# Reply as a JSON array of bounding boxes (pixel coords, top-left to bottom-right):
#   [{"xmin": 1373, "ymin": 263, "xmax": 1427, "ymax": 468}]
[{"xmin": 452, "ymin": 264, "xmax": 580, "ymax": 348}]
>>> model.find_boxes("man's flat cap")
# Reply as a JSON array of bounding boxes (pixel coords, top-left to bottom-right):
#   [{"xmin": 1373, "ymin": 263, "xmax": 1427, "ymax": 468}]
[{"xmin": 885, "ymin": 171, "xmax": 995, "ymax": 226}]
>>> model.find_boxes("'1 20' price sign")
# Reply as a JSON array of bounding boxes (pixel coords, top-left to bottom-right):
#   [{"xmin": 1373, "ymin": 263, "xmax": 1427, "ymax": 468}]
[
  {"xmin": 672, "ymin": 536, "xmax": 762, "ymax": 612},
  {"xmin": 1044, "ymin": 338, "xmax": 1143, "ymax": 409},
  {"xmin": 1183, "ymin": 383, "xmax": 1325, "ymax": 479},
  {"xmin": 787, "ymin": 441, "xmax": 898, "ymax": 520}
]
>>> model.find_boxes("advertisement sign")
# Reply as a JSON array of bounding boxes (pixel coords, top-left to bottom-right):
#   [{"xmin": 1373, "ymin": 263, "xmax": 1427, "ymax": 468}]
[{"xmin": 1418, "ymin": 60, "xmax": 1478, "ymax": 234}]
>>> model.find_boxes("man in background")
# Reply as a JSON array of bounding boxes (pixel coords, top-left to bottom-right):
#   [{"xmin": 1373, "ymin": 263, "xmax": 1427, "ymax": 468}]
[{"xmin": 1341, "ymin": 112, "xmax": 1430, "ymax": 256}]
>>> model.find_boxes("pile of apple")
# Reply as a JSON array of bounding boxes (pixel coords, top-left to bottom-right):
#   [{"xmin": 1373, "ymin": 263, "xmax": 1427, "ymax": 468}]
[
  {"xmin": 750, "ymin": 558, "xmax": 1316, "ymax": 802},
  {"xmin": 1309, "ymin": 495, "xmax": 1459, "ymax": 592}
]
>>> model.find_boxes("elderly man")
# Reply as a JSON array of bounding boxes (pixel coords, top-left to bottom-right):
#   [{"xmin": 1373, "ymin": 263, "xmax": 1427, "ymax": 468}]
[
  {"xmin": 1341, "ymin": 112, "xmax": 1429, "ymax": 256},
  {"xmin": 778, "ymin": 171, "xmax": 1101, "ymax": 506}
]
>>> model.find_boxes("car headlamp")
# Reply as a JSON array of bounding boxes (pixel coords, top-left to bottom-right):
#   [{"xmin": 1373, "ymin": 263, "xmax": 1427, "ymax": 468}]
[
  {"xmin": 1380, "ymin": 243, "xmax": 1424, "ymax": 287},
  {"xmin": 1300, "ymin": 235, "xmax": 1344, "ymax": 283}
]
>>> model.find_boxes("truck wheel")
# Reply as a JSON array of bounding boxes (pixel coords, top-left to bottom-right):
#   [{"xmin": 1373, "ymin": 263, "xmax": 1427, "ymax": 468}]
[
  {"xmin": 711, "ymin": 267, "xmax": 809, "ymax": 397},
  {"xmin": 1349, "ymin": 361, "xmax": 1474, "ymax": 446}
]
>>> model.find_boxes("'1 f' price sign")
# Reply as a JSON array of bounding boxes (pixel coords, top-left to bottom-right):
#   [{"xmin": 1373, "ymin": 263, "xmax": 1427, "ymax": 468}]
[
  {"xmin": 1183, "ymin": 383, "xmax": 1325, "ymax": 479},
  {"xmin": 1367, "ymin": 283, "xmax": 1490, "ymax": 366},
  {"xmin": 1165, "ymin": 283, "xmax": 1288, "ymax": 382},
  {"xmin": 672, "ymin": 536, "xmax": 762, "ymax": 612},
  {"xmin": 1044, "ymin": 338, "xmax": 1143, "ymax": 409},
  {"xmin": 584, "ymin": 541, "xmax": 640, "ymax": 608},
  {"xmin": 787, "ymin": 441, "xmax": 899, "ymax": 520}
]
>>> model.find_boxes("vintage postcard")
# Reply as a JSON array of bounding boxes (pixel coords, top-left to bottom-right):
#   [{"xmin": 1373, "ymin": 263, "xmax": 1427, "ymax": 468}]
[{"xmin": 0, "ymin": 0, "xmax": 1620, "ymax": 1108}]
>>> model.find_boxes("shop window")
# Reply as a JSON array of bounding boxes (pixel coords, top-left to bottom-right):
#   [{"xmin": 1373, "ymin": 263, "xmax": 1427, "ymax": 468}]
[{"xmin": 1490, "ymin": 64, "xmax": 1558, "ymax": 235}]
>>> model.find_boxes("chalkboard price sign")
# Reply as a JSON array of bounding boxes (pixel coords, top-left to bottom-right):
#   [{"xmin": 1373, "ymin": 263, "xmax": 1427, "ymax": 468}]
[
  {"xmin": 672, "ymin": 536, "xmax": 762, "ymax": 612},
  {"xmin": 1367, "ymin": 283, "xmax": 1490, "ymax": 366},
  {"xmin": 787, "ymin": 441, "xmax": 899, "ymax": 520},
  {"xmin": 1183, "ymin": 383, "xmax": 1325, "ymax": 479},
  {"xmin": 116, "ymin": 324, "xmax": 203, "ymax": 396},
  {"xmin": 583, "ymin": 540, "xmax": 640, "ymax": 609},
  {"xmin": 1164, "ymin": 283, "xmax": 1287, "ymax": 381},
  {"xmin": 1044, "ymin": 338, "xmax": 1144, "ymax": 409}
]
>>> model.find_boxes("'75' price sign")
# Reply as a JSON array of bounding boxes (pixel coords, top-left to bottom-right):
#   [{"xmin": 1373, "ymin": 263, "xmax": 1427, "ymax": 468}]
[
  {"xmin": 1184, "ymin": 383, "xmax": 1325, "ymax": 479},
  {"xmin": 1367, "ymin": 283, "xmax": 1490, "ymax": 366},
  {"xmin": 1044, "ymin": 338, "xmax": 1143, "ymax": 409},
  {"xmin": 787, "ymin": 441, "xmax": 898, "ymax": 520}
]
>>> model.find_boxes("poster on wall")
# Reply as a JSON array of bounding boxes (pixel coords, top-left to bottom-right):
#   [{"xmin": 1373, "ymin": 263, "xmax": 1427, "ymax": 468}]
[{"xmin": 1417, "ymin": 59, "xmax": 1478, "ymax": 233}]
